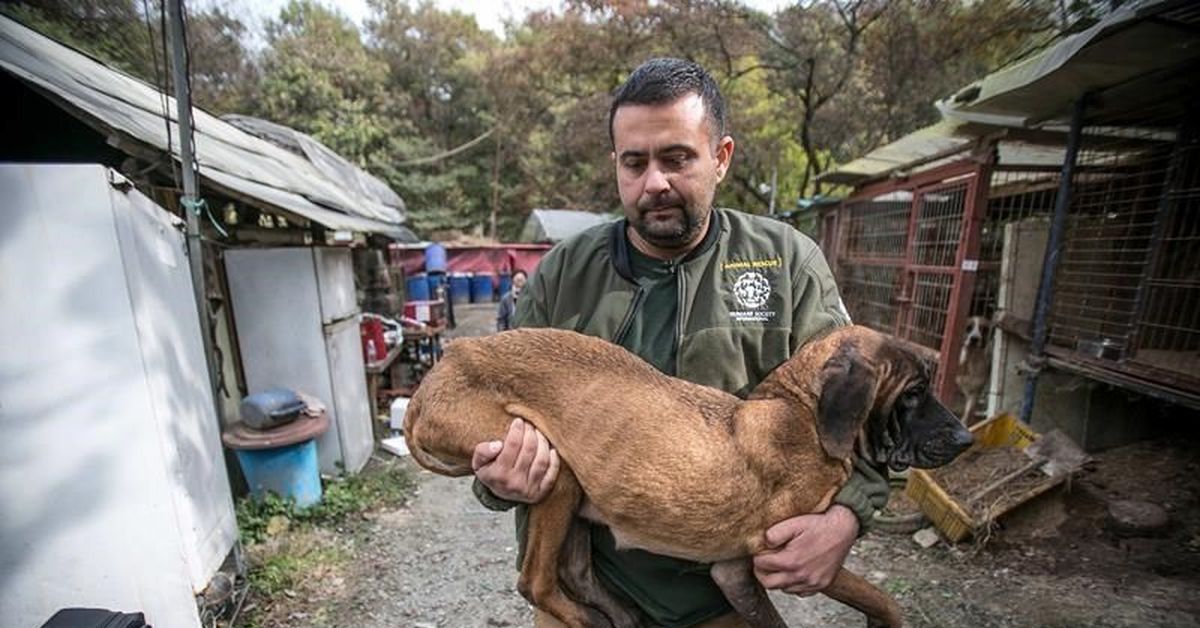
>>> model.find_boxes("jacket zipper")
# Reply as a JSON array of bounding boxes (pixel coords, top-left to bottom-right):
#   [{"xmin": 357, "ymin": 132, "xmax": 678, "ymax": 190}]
[
  {"xmin": 613, "ymin": 285, "xmax": 646, "ymax": 345},
  {"xmin": 671, "ymin": 258, "xmax": 687, "ymax": 374}
]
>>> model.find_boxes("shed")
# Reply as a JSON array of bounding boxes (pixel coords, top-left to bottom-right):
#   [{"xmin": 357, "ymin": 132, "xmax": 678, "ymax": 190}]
[
  {"xmin": 519, "ymin": 208, "xmax": 617, "ymax": 243},
  {"xmin": 0, "ymin": 13, "xmax": 417, "ymax": 242}
]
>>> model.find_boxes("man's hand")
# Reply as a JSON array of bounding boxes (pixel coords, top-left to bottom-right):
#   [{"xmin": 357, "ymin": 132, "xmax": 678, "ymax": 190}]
[
  {"xmin": 752, "ymin": 504, "xmax": 859, "ymax": 596},
  {"xmin": 472, "ymin": 418, "xmax": 560, "ymax": 503}
]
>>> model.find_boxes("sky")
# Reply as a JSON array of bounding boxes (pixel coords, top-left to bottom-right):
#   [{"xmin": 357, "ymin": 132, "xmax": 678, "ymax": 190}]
[{"xmin": 202, "ymin": 0, "xmax": 797, "ymax": 41}]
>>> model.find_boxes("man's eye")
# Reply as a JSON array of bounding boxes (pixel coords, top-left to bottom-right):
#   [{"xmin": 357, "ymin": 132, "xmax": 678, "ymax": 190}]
[
  {"xmin": 664, "ymin": 155, "xmax": 689, "ymax": 169},
  {"xmin": 622, "ymin": 159, "xmax": 646, "ymax": 172}
]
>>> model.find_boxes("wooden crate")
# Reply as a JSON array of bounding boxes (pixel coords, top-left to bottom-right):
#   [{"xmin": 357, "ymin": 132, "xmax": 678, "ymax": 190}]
[{"xmin": 905, "ymin": 413, "xmax": 1063, "ymax": 542}]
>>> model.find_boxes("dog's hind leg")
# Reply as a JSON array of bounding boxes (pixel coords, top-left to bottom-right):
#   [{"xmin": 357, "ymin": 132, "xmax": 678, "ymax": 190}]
[
  {"xmin": 821, "ymin": 568, "xmax": 902, "ymax": 627},
  {"xmin": 710, "ymin": 559, "xmax": 786, "ymax": 628},
  {"xmin": 520, "ymin": 465, "xmax": 615, "ymax": 628},
  {"xmin": 558, "ymin": 517, "xmax": 647, "ymax": 628}
]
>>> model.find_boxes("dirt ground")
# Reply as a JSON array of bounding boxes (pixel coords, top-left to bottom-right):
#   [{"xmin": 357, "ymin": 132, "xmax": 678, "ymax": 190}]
[{"xmin": 317, "ymin": 304, "xmax": 1200, "ymax": 628}]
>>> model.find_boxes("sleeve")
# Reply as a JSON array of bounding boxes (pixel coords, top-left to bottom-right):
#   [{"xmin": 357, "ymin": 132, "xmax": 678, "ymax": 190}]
[
  {"xmin": 511, "ymin": 264, "xmax": 552, "ymax": 329},
  {"xmin": 789, "ymin": 246, "xmax": 852, "ymax": 354},
  {"xmin": 472, "ymin": 259, "xmax": 556, "ymax": 511},
  {"xmin": 832, "ymin": 458, "xmax": 891, "ymax": 535},
  {"xmin": 496, "ymin": 299, "xmax": 507, "ymax": 332}
]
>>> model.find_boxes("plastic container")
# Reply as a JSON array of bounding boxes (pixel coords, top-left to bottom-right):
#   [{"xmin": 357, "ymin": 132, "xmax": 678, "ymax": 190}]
[
  {"xmin": 360, "ymin": 317, "xmax": 387, "ymax": 363},
  {"xmin": 234, "ymin": 441, "xmax": 322, "ymax": 508},
  {"xmin": 448, "ymin": 273, "xmax": 472, "ymax": 304},
  {"xmin": 405, "ymin": 273, "xmax": 431, "ymax": 301},
  {"xmin": 906, "ymin": 413, "xmax": 1046, "ymax": 542},
  {"xmin": 470, "ymin": 273, "xmax": 494, "ymax": 303},
  {"xmin": 223, "ymin": 412, "xmax": 330, "ymax": 509},
  {"xmin": 424, "ymin": 243, "xmax": 448, "ymax": 273},
  {"xmin": 239, "ymin": 388, "xmax": 306, "ymax": 431},
  {"xmin": 498, "ymin": 273, "xmax": 512, "ymax": 298},
  {"xmin": 389, "ymin": 397, "xmax": 410, "ymax": 431}
]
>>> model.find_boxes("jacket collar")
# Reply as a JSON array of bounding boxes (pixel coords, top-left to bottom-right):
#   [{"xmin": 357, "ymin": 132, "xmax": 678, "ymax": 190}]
[{"xmin": 609, "ymin": 208, "xmax": 723, "ymax": 282}]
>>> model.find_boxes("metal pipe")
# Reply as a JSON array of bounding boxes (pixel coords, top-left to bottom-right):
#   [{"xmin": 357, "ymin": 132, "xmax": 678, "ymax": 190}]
[
  {"xmin": 167, "ymin": 0, "xmax": 222, "ymax": 414},
  {"xmin": 1019, "ymin": 95, "xmax": 1087, "ymax": 424}
]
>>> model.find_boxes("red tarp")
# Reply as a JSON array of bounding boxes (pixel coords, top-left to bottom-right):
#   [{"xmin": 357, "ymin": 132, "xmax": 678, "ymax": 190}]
[{"xmin": 389, "ymin": 244, "xmax": 552, "ymax": 276}]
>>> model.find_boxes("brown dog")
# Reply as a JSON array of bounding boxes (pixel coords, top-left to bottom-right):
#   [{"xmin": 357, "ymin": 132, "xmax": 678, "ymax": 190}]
[{"xmin": 404, "ymin": 325, "xmax": 973, "ymax": 628}]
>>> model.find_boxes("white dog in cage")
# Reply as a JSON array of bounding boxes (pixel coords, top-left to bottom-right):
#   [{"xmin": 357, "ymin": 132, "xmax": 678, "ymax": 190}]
[{"xmin": 956, "ymin": 315, "xmax": 993, "ymax": 424}]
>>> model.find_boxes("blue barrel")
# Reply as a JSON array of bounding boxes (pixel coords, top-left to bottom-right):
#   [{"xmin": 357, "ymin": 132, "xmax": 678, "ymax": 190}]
[
  {"xmin": 426, "ymin": 273, "xmax": 447, "ymax": 300},
  {"xmin": 498, "ymin": 273, "xmax": 512, "ymax": 299},
  {"xmin": 234, "ymin": 439, "xmax": 322, "ymax": 508},
  {"xmin": 424, "ymin": 243, "xmax": 448, "ymax": 273},
  {"xmin": 470, "ymin": 273, "xmax": 494, "ymax": 303},
  {"xmin": 448, "ymin": 273, "xmax": 472, "ymax": 304},
  {"xmin": 406, "ymin": 273, "xmax": 431, "ymax": 301}
]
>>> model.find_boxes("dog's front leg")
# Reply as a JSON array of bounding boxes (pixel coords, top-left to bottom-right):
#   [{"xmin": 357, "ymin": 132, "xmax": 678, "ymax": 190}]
[
  {"xmin": 710, "ymin": 558, "xmax": 787, "ymax": 628},
  {"xmin": 520, "ymin": 465, "xmax": 616, "ymax": 627}
]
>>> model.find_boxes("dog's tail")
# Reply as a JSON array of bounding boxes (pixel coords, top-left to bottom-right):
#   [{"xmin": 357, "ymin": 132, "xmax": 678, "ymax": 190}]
[{"xmin": 403, "ymin": 391, "xmax": 474, "ymax": 476}]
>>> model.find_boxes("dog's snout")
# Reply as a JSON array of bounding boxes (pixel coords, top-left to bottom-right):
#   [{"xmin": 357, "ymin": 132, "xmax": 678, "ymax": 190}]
[{"xmin": 951, "ymin": 427, "xmax": 974, "ymax": 452}]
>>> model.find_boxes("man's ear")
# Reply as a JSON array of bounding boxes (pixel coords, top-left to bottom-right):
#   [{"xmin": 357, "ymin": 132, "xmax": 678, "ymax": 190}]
[
  {"xmin": 714, "ymin": 135, "xmax": 734, "ymax": 181},
  {"xmin": 817, "ymin": 344, "xmax": 877, "ymax": 461}
]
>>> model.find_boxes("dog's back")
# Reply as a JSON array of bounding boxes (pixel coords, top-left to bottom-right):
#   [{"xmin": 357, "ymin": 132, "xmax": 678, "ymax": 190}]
[{"xmin": 404, "ymin": 328, "xmax": 737, "ymax": 479}]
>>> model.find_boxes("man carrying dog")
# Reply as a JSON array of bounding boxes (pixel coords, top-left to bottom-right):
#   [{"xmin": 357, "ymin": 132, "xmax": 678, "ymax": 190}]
[{"xmin": 471, "ymin": 58, "xmax": 889, "ymax": 627}]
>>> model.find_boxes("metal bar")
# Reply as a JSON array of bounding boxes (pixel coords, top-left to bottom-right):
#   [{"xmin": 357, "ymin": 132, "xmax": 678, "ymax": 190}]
[
  {"xmin": 1044, "ymin": 353, "xmax": 1200, "ymax": 411},
  {"xmin": 168, "ymin": 0, "xmax": 222, "ymax": 415},
  {"xmin": 937, "ymin": 160, "xmax": 991, "ymax": 405},
  {"xmin": 846, "ymin": 160, "xmax": 981, "ymax": 204},
  {"xmin": 1020, "ymin": 96, "xmax": 1088, "ymax": 425}
]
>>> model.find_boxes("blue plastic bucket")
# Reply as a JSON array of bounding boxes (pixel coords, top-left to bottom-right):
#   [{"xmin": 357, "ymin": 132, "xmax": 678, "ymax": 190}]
[
  {"xmin": 448, "ymin": 273, "xmax": 472, "ymax": 304},
  {"xmin": 470, "ymin": 273, "xmax": 494, "ymax": 303},
  {"xmin": 234, "ymin": 439, "xmax": 322, "ymax": 508},
  {"xmin": 498, "ymin": 273, "xmax": 512, "ymax": 299},
  {"xmin": 406, "ymin": 273, "xmax": 431, "ymax": 301},
  {"xmin": 424, "ymin": 243, "xmax": 448, "ymax": 273}
]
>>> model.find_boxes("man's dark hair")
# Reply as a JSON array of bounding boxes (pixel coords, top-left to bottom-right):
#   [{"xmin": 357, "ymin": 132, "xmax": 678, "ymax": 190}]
[{"xmin": 608, "ymin": 57, "xmax": 727, "ymax": 147}]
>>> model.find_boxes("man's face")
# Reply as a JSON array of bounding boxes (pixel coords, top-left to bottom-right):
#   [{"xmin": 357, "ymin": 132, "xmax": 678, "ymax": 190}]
[
  {"xmin": 512, "ymin": 272, "xmax": 527, "ymax": 296},
  {"xmin": 611, "ymin": 94, "xmax": 734, "ymax": 254}
]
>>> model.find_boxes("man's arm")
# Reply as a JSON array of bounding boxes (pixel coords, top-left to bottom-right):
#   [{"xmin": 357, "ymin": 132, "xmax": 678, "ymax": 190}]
[{"xmin": 473, "ymin": 264, "xmax": 558, "ymax": 510}]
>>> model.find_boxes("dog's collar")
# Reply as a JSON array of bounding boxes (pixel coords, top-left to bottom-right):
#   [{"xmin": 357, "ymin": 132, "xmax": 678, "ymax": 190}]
[{"xmin": 609, "ymin": 209, "xmax": 722, "ymax": 282}]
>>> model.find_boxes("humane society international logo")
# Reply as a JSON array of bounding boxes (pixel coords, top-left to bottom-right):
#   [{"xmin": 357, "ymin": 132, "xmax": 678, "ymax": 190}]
[{"xmin": 729, "ymin": 269, "xmax": 777, "ymax": 323}]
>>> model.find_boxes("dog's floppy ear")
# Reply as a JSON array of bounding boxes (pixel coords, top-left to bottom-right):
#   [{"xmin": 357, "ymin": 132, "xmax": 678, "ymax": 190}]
[{"xmin": 817, "ymin": 343, "xmax": 878, "ymax": 461}]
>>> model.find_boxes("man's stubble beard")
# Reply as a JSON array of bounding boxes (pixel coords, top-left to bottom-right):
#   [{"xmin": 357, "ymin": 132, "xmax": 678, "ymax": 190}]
[{"xmin": 631, "ymin": 200, "xmax": 711, "ymax": 249}]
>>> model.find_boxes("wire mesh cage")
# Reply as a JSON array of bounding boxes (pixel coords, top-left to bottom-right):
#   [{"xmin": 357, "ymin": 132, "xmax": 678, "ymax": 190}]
[{"xmin": 1044, "ymin": 97, "xmax": 1200, "ymax": 390}]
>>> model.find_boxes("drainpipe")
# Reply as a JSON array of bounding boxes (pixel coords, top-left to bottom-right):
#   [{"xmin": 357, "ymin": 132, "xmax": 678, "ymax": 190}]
[{"xmin": 1019, "ymin": 95, "xmax": 1087, "ymax": 425}]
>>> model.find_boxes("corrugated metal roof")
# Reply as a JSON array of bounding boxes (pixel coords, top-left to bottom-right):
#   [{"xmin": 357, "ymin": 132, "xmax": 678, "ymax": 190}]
[
  {"xmin": 519, "ymin": 209, "xmax": 617, "ymax": 243},
  {"xmin": 819, "ymin": 119, "xmax": 981, "ymax": 186},
  {"xmin": 937, "ymin": 0, "xmax": 1200, "ymax": 126},
  {"xmin": 0, "ymin": 15, "xmax": 415, "ymax": 240},
  {"xmin": 821, "ymin": 0, "xmax": 1200, "ymax": 188}
]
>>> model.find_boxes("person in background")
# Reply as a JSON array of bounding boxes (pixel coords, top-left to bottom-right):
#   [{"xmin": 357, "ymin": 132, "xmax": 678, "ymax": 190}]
[{"xmin": 496, "ymin": 269, "xmax": 528, "ymax": 332}]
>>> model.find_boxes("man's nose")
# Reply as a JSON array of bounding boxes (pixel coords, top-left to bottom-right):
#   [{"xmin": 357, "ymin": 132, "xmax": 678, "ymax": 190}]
[{"xmin": 644, "ymin": 165, "xmax": 670, "ymax": 195}]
